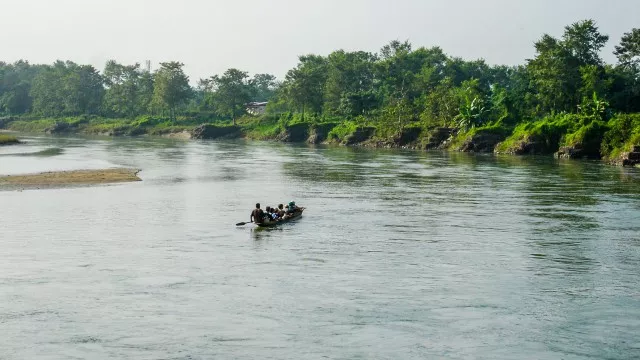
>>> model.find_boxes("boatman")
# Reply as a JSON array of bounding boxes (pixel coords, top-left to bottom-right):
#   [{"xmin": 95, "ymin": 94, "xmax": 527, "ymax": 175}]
[{"xmin": 251, "ymin": 203, "xmax": 264, "ymax": 224}]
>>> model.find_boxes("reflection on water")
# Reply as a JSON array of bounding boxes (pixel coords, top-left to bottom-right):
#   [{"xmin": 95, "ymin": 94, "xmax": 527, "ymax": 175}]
[{"xmin": 1, "ymin": 134, "xmax": 640, "ymax": 359}]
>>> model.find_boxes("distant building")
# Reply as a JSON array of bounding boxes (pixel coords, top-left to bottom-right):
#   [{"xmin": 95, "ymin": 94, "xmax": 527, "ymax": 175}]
[{"xmin": 246, "ymin": 102, "xmax": 268, "ymax": 115}]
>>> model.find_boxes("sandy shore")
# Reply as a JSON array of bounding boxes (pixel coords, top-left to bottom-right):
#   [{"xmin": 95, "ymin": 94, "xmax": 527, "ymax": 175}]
[{"xmin": 0, "ymin": 168, "xmax": 141, "ymax": 190}]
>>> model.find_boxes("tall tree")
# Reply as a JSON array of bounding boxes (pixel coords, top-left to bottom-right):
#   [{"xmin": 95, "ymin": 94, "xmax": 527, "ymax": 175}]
[
  {"xmin": 103, "ymin": 60, "xmax": 151, "ymax": 118},
  {"xmin": 324, "ymin": 50, "xmax": 378, "ymax": 117},
  {"xmin": 283, "ymin": 55, "xmax": 328, "ymax": 121},
  {"xmin": 614, "ymin": 28, "xmax": 640, "ymax": 68},
  {"xmin": 30, "ymin": 61, "xmax": 103, "ymax": 116},
  {"xmin": 210, "ymin": 68, "xmax": 252, "ymax": 125},
  {"xmin": 249, "ymin": 73, "xmax": 277, "ymax": 102},
  {"xmin": 152, "ymin": 62, "xmax": 191, "ymax": 120},
  {"xmin": 527, "ymin": 34, "xmax": 581, "ymax": 114},
  {"xmin": 0, "ymin": 60, "xmax": 40, "ymax": 115},
  {"xmin": 562, "ymin": 19, "xmax": 609, "ymax": 66}
]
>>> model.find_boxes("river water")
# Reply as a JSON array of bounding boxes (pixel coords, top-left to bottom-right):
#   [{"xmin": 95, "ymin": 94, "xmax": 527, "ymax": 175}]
[{"xmin": 1, "ymin": 133, "xmax": 640, "ymax": 359}]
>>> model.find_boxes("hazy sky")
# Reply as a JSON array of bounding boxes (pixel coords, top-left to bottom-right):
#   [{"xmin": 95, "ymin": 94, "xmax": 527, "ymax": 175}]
[{"xmin": 1, "ymin": 0, "xmax": 636, "ymax": 82}]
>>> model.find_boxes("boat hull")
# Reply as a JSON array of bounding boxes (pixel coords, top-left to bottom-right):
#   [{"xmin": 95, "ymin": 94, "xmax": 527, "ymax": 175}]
[{"xmin": 256, "ymin": 209, "xmax": 304, "ymax": 227}]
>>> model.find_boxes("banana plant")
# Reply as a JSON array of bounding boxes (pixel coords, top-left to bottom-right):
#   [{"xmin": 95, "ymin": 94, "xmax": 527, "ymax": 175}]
[{"xmin": 455, "ymin": 96, "xmax": 489, "ymax": 130}]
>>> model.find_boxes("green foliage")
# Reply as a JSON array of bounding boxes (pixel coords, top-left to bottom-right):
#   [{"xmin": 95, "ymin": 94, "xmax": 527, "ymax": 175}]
[
  {"xmin": 562, "ymin": 119, "xmax": 608, "ymax": 151},
  {"xmin": 239, "ymin": 115, "xmax": 282, "ymax": 140},
  {"xmin": 324, "ymin": 50, "xmax": 378, "ymax": 117},
  {"xmin": 614, "ymin": 28, "xmax": 640, "ymax": 68},
  {"xmin": 327, "ymin": 121, "xmax": 359, "ymax": 142},
  {"xmin": 449, "ymin": 122, "xmax": 512, "ymax": 150},
  {"xmin": 1, "ymin": 19, "xmax": 640, "ymax": 160},
  {"xmin": 578, "ymin": 92, "xmax": 610, "ymax": 120},
  {"xmin": 8, "ymin": 118, "xmax": 58, "ymax": 132},
  {"xmin": 495, "ymin": 114, "xmax": 578, "ymax": 154},
  {"xmin": 151, "ymin": 62, "xmax": 191, "ymax": 120},
  {"xmin": 454, "ymin": 79, "xmax": 490, "ymax": 130},
  {"xmin": 0, "ymin": 134, "xmax": 19, "ymax": 144},
  {"xmin": 249, "ymin": 74, "xmax": 277, "ymax": 102},
  {"xmin": 562, "ymin": 19, "xmax": 609, "ymax": 66},
  {"xmin": 601, "ymin": 114, "xmax": 640, "ymax": 158},
  {"xmin": 30, "ymin": 61, "xmax": 104, "ymax": 117},
  {"xmin": 202, "ymin": 68, "xmax": 253, "ymax": 125},
  {"xmin": 282, "ymin": 55, "xmax": 328, "ymax": 119},
  {"xmin": 103, "ymin": 60, "xmax": 152, "ymax": 118}
]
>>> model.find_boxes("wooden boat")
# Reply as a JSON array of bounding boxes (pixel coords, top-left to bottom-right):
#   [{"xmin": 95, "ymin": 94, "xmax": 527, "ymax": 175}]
[{"xmin": 257, "ymin": 208, "xmax": 305, "ymax": 228}]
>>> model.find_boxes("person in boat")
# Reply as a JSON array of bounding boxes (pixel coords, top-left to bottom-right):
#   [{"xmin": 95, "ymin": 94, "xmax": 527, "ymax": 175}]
[
  {"xmin": 277, "ymin": 204, "xmax": 286, "ymax": 217},
  {"xmin": 287, "ymin": 201, "xmax": 298, "ymax": 213},
  {"xmin": 251, "ymin": 203, "xmax": 264, "ymax": 224},
  {"xmin": 271, "ymin": 208, "xmax": 280, "ymax": 221},
  {"xmin": 264, "ymin": 206, "xmax": 272, "ymax": 222}
]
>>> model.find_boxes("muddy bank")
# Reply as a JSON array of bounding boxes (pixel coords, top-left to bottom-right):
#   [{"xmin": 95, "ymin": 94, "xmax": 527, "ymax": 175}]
[{"xmin": 0, "ymin": 168, "xmax": 142, "ymax": 190}]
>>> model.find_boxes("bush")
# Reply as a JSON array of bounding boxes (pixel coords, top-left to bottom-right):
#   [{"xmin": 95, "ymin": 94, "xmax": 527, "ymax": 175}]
[
  {"xmin": 495, "ymin": 114, "xmax": 578, "ymax": 154},
  {"xmin": 327, "ymin": 121, "xmax": 359, "ymax": 142},
  {"xmin": 601, "ymin": 113, "xmax": 640, "ymax": 158},
  {"xmin": 0, "ymin": 134, "xmax": 19, "ymax": 145}
]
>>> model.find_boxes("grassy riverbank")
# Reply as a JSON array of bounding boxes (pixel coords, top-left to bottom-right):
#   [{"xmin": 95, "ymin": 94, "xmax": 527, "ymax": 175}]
[
  {"xmin": 2, "ymin": 112, "xmax": 640, "ymax": 166},
  {"xmin": 0, "ymin": 134, "xmax": 20, "ymax": 145},
  {"xmin": 4, "ymin": 115, "xmax": 200, "ymax": 137}
]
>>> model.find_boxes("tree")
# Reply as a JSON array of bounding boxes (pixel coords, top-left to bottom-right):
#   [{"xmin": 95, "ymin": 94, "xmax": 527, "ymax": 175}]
[
  {"xmin": 380, "ymin": 40, "xmax": 412, "ymax": 60},
  {"xmin": 151, "ymin": 61, "xmax": 191, "ymax": 120},
  {"xmin": 419, "ymin": 77, "xmax": 459, "ymax": 127},
  {"xmin": 614, "ymin": 28, "xmax": 640, "ymax": 68},
  {"xmin": 283, "ymin": 55, "xmax": 328, "ymax": 121},
  {"xmin": 324, "ymin": 50, "xmax": 378, "ymax": 116},
  {"xmin": 527, "ymin": 34, "xmax": 581, "ymax": 113},
  {"xmin": 30, "ymin": 61, "xmax": 103, "ymax": 116},
  {"xmin": 103, "ymin": 60, "xmax": 151, "ymax": 118},
  {"xmin": 562, "ymin": 19, "xmax": 609, "ymax": 66},
  {"xmin": 249, "ymin": 73, "xmax": 277, "ymax": 102},
  {"xmin": 0, "ymin": 60, "xmax": 40, "ymax": 115},
  {"xmin": 209, "ymin": 68, "xmax": 252, "ymax": 125},
  {"xmin": 376, "ymin": 41, "xmax": 432, "ymax": 133}
]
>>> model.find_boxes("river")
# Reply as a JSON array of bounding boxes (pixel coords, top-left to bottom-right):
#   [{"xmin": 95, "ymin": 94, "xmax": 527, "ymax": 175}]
[{"xmin": 1, "ymin": 133, "xmax": 640, "ymax": 359}]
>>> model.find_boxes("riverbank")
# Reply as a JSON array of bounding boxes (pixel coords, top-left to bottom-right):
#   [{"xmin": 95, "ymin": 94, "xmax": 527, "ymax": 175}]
[
  {"xmin": 0, "ymin": 134, "xmax": 20, "ymax": 145},
  {"xmin": 2, "ymin": 114, "xmax": 640, "ymax": 168},
  {"xmin": 0, "ymin": 168, "xmax": 142, "ymax": 190}
]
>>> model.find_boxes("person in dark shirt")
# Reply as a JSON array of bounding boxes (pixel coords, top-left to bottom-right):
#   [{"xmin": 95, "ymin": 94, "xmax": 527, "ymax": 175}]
[{"xmin": 251, "ymin": 203, "xmax": 264, "ymax": 224}]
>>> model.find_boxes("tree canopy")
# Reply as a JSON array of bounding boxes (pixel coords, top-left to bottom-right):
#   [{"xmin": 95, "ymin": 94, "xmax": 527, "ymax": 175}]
[{"xmin": 0, "ymin": 19, "xmax": 638, "ymax": 133}]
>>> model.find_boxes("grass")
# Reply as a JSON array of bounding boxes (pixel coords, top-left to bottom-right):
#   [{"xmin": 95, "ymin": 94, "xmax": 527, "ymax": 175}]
[
  {"xmin": 327, "ymin": 121, "xmax": 359, "ymax": 143},
  {"xmin": 239, "ymin": 116, "xmax": 283, "ymax": 140},
  {"xmin": 448, "ymin": 121, "xmax": 512, "ymax": 150},
  {"xmin": 600, "ymin": 114, "xmax": 640, "ymax": 160},
  {"xmin": 0, "ymin": 134, "xmax": 20, "ymax": 145},
  {"xmin": 4, "ymin": 115, "xmax": 215, "ymax": 137},
  {"xmin": 7, "ymin": 119, "xmax": 58, "ymax": 132},
  {"xmin": 494, "ymin": 114, "xmax": 578, "ymax": 154}
]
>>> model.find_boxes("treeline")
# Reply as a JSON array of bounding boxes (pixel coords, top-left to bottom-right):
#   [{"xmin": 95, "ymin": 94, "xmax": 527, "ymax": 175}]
[
  {"xmin": 1, "ymin": 20, "xmax": 640, "ymax": 158},
  {"xmin": 0, "ymin": 59, "xmax": 277, "ymax": 123}
]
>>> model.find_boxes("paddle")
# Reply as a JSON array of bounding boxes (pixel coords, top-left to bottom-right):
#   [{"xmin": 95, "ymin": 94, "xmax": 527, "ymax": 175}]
[{"xmin": 236, "ymin": 221, "xmax": 253, "ymax": 226}]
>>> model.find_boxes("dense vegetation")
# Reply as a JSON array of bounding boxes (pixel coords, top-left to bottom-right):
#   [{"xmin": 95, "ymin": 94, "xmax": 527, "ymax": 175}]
[{"xmin": 1, "ymin": 20, "xmax": 639, "ymax": 163}]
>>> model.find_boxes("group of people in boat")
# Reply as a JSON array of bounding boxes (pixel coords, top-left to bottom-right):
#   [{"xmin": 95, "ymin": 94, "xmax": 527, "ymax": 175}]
[{"xmin": 250, "ymin": 201, "xmax": 301, "ymax": 224}]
